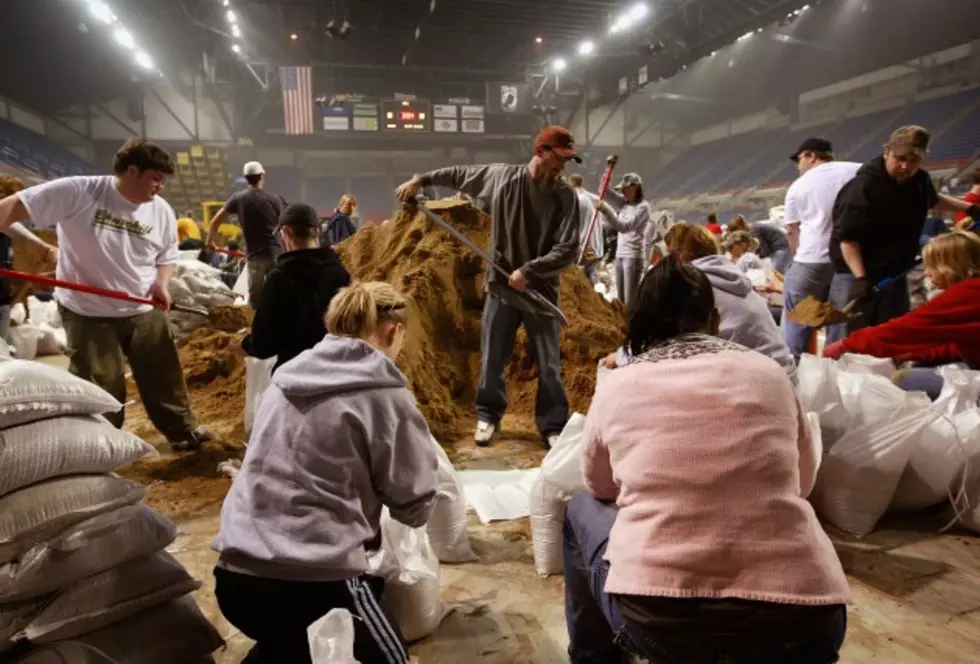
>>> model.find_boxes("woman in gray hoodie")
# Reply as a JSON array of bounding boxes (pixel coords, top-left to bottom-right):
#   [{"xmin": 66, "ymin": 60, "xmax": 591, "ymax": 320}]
[{"xmin": 213, "ymin": 281, "xmax": 438, "ymax": 664}]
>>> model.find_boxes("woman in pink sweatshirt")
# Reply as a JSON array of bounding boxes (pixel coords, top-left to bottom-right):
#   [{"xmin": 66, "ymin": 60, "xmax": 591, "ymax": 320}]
[{"xmin": 564, "ymin": 257, "xmax": 850, "ymax": 664}]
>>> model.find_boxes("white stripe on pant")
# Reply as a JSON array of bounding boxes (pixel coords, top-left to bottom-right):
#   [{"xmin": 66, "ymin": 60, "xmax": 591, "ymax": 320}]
[{"xmin": 346, "ymin": 578, "xmax": 409, "ymax": 664}]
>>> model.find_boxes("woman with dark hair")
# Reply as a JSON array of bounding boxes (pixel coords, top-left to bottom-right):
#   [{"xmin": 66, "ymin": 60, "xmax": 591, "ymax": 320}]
[
  {"xmin": 241, "ymin": 202, "xmax": 351, "ymax": 374},
  {"xmin": 603, "ymin": 172, "xmax": 652, "ymax": 307},
  {"xmin": 563, "ymin": 257, "xmax": 849, "ymax": 664}
]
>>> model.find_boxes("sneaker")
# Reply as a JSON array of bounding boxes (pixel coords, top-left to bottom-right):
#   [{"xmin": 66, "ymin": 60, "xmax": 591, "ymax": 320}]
[
  {"xmin": 474, "ymin": 421, "xmax": 497, "ymax": 447},
  {"xmin": 170, "ymin": 426, "xmax": 211, "ymax": 453},
  {"xmin": 546, "ymin": 434, "xmax": 560, "ymax": 449}
]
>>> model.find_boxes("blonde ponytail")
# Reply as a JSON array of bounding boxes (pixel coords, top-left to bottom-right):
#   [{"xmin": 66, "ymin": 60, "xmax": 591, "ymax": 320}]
[{"xmin": 325, "ymin": 281, "xmax": 409, "ymax": 339}]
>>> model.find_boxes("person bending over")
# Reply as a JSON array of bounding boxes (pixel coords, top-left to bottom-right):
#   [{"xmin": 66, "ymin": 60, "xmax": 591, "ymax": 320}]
[
  {"xmin": 0, "ymin": 139, "xmax": 207, "ymax": 451},
  {"xmin": 213, "ymin": 281, "xmax": 437, "ymax": 664},
  {"xmin": 565, "ymin": 257, "xmax": 849, "ymax": 664},
  {"xmin": 724, "ymin": 230, "xmax": 764, "ymax": 273},
  {"xmin": 395, "ymin": 125, "xmax": 581, "ymax": 448},
  {"xmin": 241, "ymin": 202, "xmax": 351, "ymax": 374},
  {"xmin": 604, "ymin": 223, "xmax": 796, "ymax": 384},
  {"xmin": 824, "ymin": 230, "xmax": 980, "ymax": 400}
]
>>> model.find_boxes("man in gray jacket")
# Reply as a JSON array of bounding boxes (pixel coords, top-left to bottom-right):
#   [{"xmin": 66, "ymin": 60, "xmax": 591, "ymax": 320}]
[{"xmin": 396, "ymin": 126, "xmax": 581, "ymax": 448}]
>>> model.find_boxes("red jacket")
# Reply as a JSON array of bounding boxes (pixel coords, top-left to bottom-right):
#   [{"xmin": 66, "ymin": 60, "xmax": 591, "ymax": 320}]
[
  {"xmin": 706, "ymin": 222, "xmax": 723, "ymax": 236},
  {"xmin": 838, "ymin": 277, "xmax": 980, "ymax": 367},
  {"xmin": 955, "ymin": 191, "xmax": 979, "ymax": 222}
]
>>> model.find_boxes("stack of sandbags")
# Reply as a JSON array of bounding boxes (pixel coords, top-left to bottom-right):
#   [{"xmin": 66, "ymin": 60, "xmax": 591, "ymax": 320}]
[
  {"xmin": 0, "ymin": 360, "xmax": 223, "ymax": 663},
  {"xmin": 800, "ymin": 355, "xmax": 939, "ymax": 537},
  {"xmin": 168, "ymin": 259, "xmax": 239, "ymax": 335},
  {"xmin": 425, "ymin": 436, "xmax": 475, "ymax": 564},
  {"xmin": 5, "ymin": 297, "xmax": 66, "ymax": 361}
]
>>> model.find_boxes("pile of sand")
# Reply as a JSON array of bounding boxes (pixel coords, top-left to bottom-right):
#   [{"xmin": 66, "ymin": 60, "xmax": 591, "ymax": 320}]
[
  {"xmin": 787, "ymin": 295, "xmax": 851, "ymax": 327},
  {"xmin": 208, "ymin": 305, "xmax": 253, "ymax": 332}
]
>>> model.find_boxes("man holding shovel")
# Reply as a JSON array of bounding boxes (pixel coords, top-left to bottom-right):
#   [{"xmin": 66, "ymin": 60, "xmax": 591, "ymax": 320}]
[
  {"xmin": 395, "ymin": 125, "xmax": 581, "ymax": 448},
  {"xmin": 0, "ymin": 139, "xmax": 209, "ymax": 452},
  {"xmin": 827, "ymin": 126, "xmax": 980, "ymax": 343}
]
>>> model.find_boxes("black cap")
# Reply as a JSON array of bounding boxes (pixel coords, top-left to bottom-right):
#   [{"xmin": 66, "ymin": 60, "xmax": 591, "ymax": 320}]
[
  {"xmin": 278, "ymin": 202, "xmax": 320, "ymax": 231},
  {"xmin": 790, "ymin": 138, "xmax": 833, "ymax": 162}
]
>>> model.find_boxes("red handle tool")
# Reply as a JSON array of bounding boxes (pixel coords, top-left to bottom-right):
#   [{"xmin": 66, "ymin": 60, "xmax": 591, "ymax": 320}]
[
  {"xmin": 0, "ymin": 268, "xmax": 209, "ymax": 317},
  {"xmin": 577, "ymin": 154, "xmax": 619, "ymax": 266},
  {"xmin": 213, "ymin": 248, "xmax": 245, "ymax": 259}
]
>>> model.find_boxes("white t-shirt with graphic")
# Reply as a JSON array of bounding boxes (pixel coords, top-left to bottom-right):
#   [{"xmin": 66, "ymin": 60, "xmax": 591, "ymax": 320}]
[
  {"xmin": 783, "ymin": 161, "xmax": 861, "ymax": 265},
  {"xmin": 18, "ymin": 175, "xmax": 179, "ymax": 318}
]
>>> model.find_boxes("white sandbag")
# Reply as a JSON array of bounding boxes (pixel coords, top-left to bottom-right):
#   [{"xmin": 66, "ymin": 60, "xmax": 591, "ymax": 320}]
[
  {"xmin": 168, "ymin": 276, "xmax": 194, "ymax": 302},
  {"xmin": 32, "ymin": 324, "xmax": 63, "ymax": 357},
  {"xmin": 0, "ymin": 597, "xmax": 44, "ymax": 651},
  {"xmin": 184, "ymin": 273, "xmax": 219, "ymax": 295},
  {"xmin": 0, "ymin": 338, "xmax": 11, "ymax": 359},
  {"xmin": 0, "ymin": 415, "xmax": 155, "ymax": 498},
  {"xmin": 9, "ymin": 304, "xmax": 25, "ymax": 326},
  {"xmin": 797, "ymin": 355, "xmax": 848, "ymax": 440},
  {"xmin": 175, "ymin": 258, "xmax": 222, "ymax": 279},
  {"xmin": 811, "ymin": 382, "xmax": 935, "ymax": 537},
  {"xmin": 244, "ymin": 356, "xmax": 276, "ymax": 437},
  {"xmin": 0, "ymin": 360, "xmax": 121, "ymax": 429},
  {"xmin": 367, "ymin": 509, "xmax": 450, "ymax": 642},
  {"xmin": 933, "ymin": 365, "xmax": 980, "ymax": 417},
  {"xmin": 10, "ymin": 595, "xmax": 224, "ymax": 664},
  {"xmin": 425, "ymin": 436, "xmax": 476, "ymax": 563},
  {"xmin": 892, "ymin": 408, "xmax": 980, "ymax": 511},
  {"xmin": 20, "ymin": 551, "xmax": 199, "ymax": 644},
  {"xmin": 0, "ymin": 505, "xmax": 178, "ymax": 602},
  {"xmin": 530, "ymin": 414, "xmax": 587, "ymax": 577},
  {"xmin": 308, "ymin": 609, "xmax": 361, "ymax": 664},
  {"xmin": 7, "ymin": 325, "xmax": 40, "ymax": 361},
  {"xmin": 233, "ymin": 268, "xmax": 249, "ymax": 299},
  {"xmin": 837, "ymin": 353, "xmax": 896, "ymax": 378},
  {"xmin": 25, "ymin": 298, "xmax": 57, "ymax": 329},
  {"xmin": 0, "ymin": 475, "xmax": 145, "ymax": 566}
]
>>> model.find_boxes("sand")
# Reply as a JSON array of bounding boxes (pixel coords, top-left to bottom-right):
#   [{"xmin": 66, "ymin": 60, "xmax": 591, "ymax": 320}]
[
  {"xmin": 787, "ymin": 295, "xmax": 851, "ymax": 327},
  {"xmin": 122, "ymin": 202, "xmax": 626, "ymax": 519}
]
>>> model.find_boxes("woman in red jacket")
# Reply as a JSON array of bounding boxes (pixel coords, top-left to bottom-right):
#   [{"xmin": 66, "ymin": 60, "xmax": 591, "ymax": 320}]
[{"xmin": 824, "ymin": 230, "xmax": 980, "ymax": 399}]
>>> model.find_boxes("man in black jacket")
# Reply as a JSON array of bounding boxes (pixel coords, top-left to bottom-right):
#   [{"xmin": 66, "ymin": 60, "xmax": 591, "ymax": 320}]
[
  {"xmin": 827, "ymin": 125, "xmax": 980, "ymax": 342},
  {"xmin": 241, "ymin": 202, "xmax": 351, "ymax": 373}
]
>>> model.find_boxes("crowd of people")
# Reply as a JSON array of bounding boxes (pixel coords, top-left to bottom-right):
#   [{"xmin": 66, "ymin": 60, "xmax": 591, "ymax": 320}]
[{"xmin": 0, "ymin": 116, "xmax": 976, "ymax": 663}]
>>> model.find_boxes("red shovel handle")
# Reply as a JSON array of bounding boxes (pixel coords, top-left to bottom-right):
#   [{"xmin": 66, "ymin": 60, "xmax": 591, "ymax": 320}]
[
  {"xmin": 578, "ymin": 154, "xmax": 619, "ymax": 265},
  {"xmin": 0, "ymin": 268, "xmax": 156, "ymax": 306},
  {"xmin": 214, "ymin": 248, "xmax": 245, "ymax": 259}
]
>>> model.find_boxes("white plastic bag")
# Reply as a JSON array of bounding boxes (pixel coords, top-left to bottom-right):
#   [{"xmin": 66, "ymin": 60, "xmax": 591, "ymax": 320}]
[
  {"xmin": 367, "ymin": 509, "xmax": 449, "ymax": 642},
  {"xmin": 811, "ymin": 382, "xmax": 935, "ymax": 537},
  {"xmin": 25, "ymin": 298, "xmax": 58, "ymax": 329},
  {"xmin": 425, "ymin": 436, "xmax": 475, "ymax": 563},
  {"xmin": 837, "ymin": 353, "xmax": 896, "ymax": 378},
  {"xmin": 7, "ymin": 325, "xmax": 40, "ymax": 361},
  {"xmin": 244, "ymin": 356, "xmax": 276, "ymax": 436},
  {"xmin": 34, "ymin": 324, "xmax": 65, "ymax": 357},
  {"xmin": 797, "ymin": 355, "xmax": 848, "ymax": 444},
  {"xmin": 933, "ymin": 365, "xmax": 980, "ymax": 417},
  {"xmin": 308, "ymin": 609, "xmax": 360, "ymax": 664},
  {"xmin": 9, "ymin": 304, "xmax": 26, "ymax": 326},
  {"xmin": 530, "ymin": 414, "xmax": 586, "ymax": 577}
]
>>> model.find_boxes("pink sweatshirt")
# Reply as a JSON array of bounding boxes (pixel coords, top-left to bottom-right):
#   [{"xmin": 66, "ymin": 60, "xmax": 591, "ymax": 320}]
[{"xmin": 583, "ymin": 336, "xmax": 850, "ymax": 606}]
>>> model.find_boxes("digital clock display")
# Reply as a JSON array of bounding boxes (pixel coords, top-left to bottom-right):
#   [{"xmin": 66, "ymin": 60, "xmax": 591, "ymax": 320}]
[{"xmin": 381, "ymin": 100, "xmax": 432, "ymax": 132}]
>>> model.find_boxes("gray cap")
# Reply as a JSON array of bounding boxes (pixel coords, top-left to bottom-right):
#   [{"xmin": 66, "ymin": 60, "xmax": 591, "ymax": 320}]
[{"xmin": 618, "ymin": 172, "xmax": 643, "ymax": 188}]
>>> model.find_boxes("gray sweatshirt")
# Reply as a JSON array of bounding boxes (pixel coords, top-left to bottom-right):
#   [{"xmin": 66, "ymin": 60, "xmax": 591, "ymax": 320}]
[
  {"xmin": 422, "ymin": 164, "xmax": 580, "ymax": 305},
  {"xmin": 213, "ymin": 335, "xmax": 439, "ymax": 582},
  {"xmin": 604, "ymin": 189, "xmax": 654, "ymax": 260}
]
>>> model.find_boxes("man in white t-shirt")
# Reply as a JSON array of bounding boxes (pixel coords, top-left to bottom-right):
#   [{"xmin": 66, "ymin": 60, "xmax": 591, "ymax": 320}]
[
  {"xmin": 0, "ymin": 139, "xmax": 209, "ymax": 451},
  {"xmin": 781, "ymin": 138, "xmax": 861, "ymax": 361},
  {"xmin": 567, "ymin": 173, "xmax": 617, "ymax": 284}
]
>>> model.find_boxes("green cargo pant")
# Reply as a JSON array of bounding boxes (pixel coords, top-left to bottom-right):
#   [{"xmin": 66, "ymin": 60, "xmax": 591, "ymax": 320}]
[{"xmin": 59, "ymin": 305, "xmax": 197, "ymax": 442}]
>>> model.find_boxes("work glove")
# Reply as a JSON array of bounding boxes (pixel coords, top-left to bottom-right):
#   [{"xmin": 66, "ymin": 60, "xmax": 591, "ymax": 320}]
[
  {"xmin": 964, "ymin": 205, "xmax": 980, "ymax": 230},
  {"xmin": 823, "ymin": 341, "xmax": 846, "ymax": 360},
  {"xmin": 851, "ymin": 277, "xmax": 873, "ymax": 303}
]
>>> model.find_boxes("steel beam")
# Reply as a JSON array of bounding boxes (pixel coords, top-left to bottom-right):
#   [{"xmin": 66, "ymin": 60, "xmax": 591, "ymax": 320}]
[
  {"xmin": 199, "ymin": 69, "xmax": 236, "ymax": 138},
  {"xmin": 586, "ymin": 94, "xmax": 629, "ymax": 147},
  {"xmin": 146, "ymin": 86, "xmax": 198, "ymax": 141},
  {"xmin": 626, "ymin": 115, "xmax": 662, "ymax": 147},
  {"xmin": 93, "ymin": 103, "xmax": 140, "ymax": 137}
]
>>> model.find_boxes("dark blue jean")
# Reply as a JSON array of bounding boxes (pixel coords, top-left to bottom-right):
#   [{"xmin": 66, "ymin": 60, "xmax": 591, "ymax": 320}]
[
  {"xmin": 826, "ymin": 272, "xmax": 910, "ymax": 345},
  {"xmin": 563, "ymin": 491, "xmax": 847, "ymax": 664},
  {"xmin": 475, "ymin": 293, "xmax": 568, "ymax": 437}
]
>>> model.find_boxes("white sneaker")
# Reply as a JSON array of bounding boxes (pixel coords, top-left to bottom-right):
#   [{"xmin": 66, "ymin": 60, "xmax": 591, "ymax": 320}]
[
  {"xmin": 546, "ymin": 434, "xmax": 559, "ymax": 449},
  {"xmin": 474, "ymin": 421, "xmax": 497, "ymax": 447}
]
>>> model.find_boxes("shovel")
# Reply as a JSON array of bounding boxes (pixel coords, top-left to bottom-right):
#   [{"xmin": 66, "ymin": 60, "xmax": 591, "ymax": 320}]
[
  {"xmin": 407, "ymin": 199, "xmax": 569, "ymax": 326},
  {"xmin": 786, "ymin": 266, "xmax": 918, "ymax": 328},
  {"xmin": 0, "ymin": 268, "xmax": 209, "ymax": 317}
]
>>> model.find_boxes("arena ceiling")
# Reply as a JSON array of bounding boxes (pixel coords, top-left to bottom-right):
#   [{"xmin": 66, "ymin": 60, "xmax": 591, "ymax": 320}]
[{"xmin": 1, "ymin": 0, "xmax": 979, "ymax": 124}]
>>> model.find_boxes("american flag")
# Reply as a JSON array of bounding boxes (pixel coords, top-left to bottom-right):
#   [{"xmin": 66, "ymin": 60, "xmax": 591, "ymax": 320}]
[{"xmin": 280, "ymin": 66, "xmax": 314, "ymax": 135}]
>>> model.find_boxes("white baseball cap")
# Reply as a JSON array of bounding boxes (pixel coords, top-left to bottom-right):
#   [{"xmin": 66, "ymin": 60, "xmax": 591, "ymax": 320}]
[{"xmin": 243, "ymin": 161, "xmax": 265, "ymax": 176}]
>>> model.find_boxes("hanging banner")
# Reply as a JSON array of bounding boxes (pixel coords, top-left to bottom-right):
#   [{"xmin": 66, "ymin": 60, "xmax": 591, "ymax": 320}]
[{"xmin": 486, "ymin": 82, "xmax": 530, "ymax": 114}]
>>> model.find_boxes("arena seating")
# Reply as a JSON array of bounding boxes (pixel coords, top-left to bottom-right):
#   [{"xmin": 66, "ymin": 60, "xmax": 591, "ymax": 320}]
[{"xmin": 0, "ymin": 117, "xmax": 95, "ymax": 179}]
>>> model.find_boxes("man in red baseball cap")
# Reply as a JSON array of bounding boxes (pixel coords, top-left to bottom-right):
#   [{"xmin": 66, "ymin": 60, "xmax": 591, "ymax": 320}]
[{"xmin": 396, "ymin": 125, "xmax": 582, "ymax": 449}]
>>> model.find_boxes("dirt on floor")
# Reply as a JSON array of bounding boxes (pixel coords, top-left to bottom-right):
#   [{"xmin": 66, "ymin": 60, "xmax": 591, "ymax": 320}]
[{"xmin": 120, "ymin": 201, "xmax": 626, "ymax": 521}]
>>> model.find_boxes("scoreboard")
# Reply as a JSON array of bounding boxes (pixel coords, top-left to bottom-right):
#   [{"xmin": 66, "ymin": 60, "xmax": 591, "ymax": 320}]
[{"xmin": 381, "ymin": 100, "xmax": 432, "ymax": 132}]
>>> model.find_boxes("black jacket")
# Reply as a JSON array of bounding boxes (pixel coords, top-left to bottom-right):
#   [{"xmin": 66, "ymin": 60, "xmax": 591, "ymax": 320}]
[
  {"xmin": 319, "ymin": 212, "xmax": 356, "ymax": 247},
  {"xmin": 830, "ymin": 156, "xmax": 938, "ymax": 282},
  {"xmin": 242, "ymin": 247, "xmax": 351, "ymax": 373}
]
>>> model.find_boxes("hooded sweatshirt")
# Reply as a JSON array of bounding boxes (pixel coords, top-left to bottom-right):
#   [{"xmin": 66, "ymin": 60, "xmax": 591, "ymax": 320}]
[
  {"xmin": 214, "ymin": 335, "xmax": 439, "ymax": 582},
  {"xmin": 830, "ymin": 155, "xmax": 939, "ymax": 281},
  {"xmin": 241, "ymin": 246, "xmax": 351, "ymax": 373},
  {"xmin": 694, "ymin": 255, "xmax": 797, "ymax": 383}
]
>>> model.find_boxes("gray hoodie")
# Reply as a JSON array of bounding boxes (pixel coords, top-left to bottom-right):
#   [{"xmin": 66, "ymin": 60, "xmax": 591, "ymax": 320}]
[
  {"xmin": 213, "ymin": 335, "xmax": 439, "ymax": 582},
  {"xmin": 693, "ymin": 255, "xmax": 797, "ymax": 385}
]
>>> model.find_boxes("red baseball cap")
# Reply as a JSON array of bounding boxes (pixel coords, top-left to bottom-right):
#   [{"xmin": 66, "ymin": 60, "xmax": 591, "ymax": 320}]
[{"xmin": 535, "ymin": 125, "xmax": 582, "ymax": 163}]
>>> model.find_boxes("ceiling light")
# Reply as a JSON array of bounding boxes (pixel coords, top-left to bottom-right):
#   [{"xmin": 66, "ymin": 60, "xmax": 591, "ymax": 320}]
[
  {"xmin": 134, "ymin": 51, "xmax": 154, "ymax": 69},
  {"xmin": 629, "ymin": 3, "xmax": 649, "ymax": 20},
  {"xmin": 290, "ymin": 33, "xmax": 298, "ymax": 40},
  {"xmin": 222, "ymin": 0, "xmax": 229, "ymax": 5},
  {"xmin": 232, "ymin": 44, "xmax": 242, "ymax": 54},
  {"xmin": 226, "ymin": 10, "xmax": 236, "ymax": 23},
  {"xmin": 757, "ymin": 27, "xmax": 764, "ymax": 33},
  {"xmin": 231, "ymin": 24, "xmax": 241, "ymax": 37},
  {"xmin": 88, "ymin": 1, "xmax": 115, "ymax": 25},
  {"xmin": 578, "ymin": 40, "xmax": 595, "ymax": 56},
  {"xmin": 113, "ymin": 27, "xmax": 135, "ymax": 49},
  {"xmin": 535, "ymin": 36, "xmax": 543, "ymax": 44},
  {"xmin": 737, "ymin": 31, "xmax": 754, "ymax": 41},
  {"xmin": 609, "ymin": 20, "xmax": 624, "ymax": 34},
  {"xmin": 552, "ymin": 57, "xmax": 567, "ymax": 72},
  {"xmin": 415, "ymin": 25, "xmax": 421, "ymax": 39},
  {"xmin": 711, "ymin": 50, "xmax": 717, "ymax": 56},
  {"xmin": 430, "ymin": 0, "xmax": 436, "ymax": 11}
]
